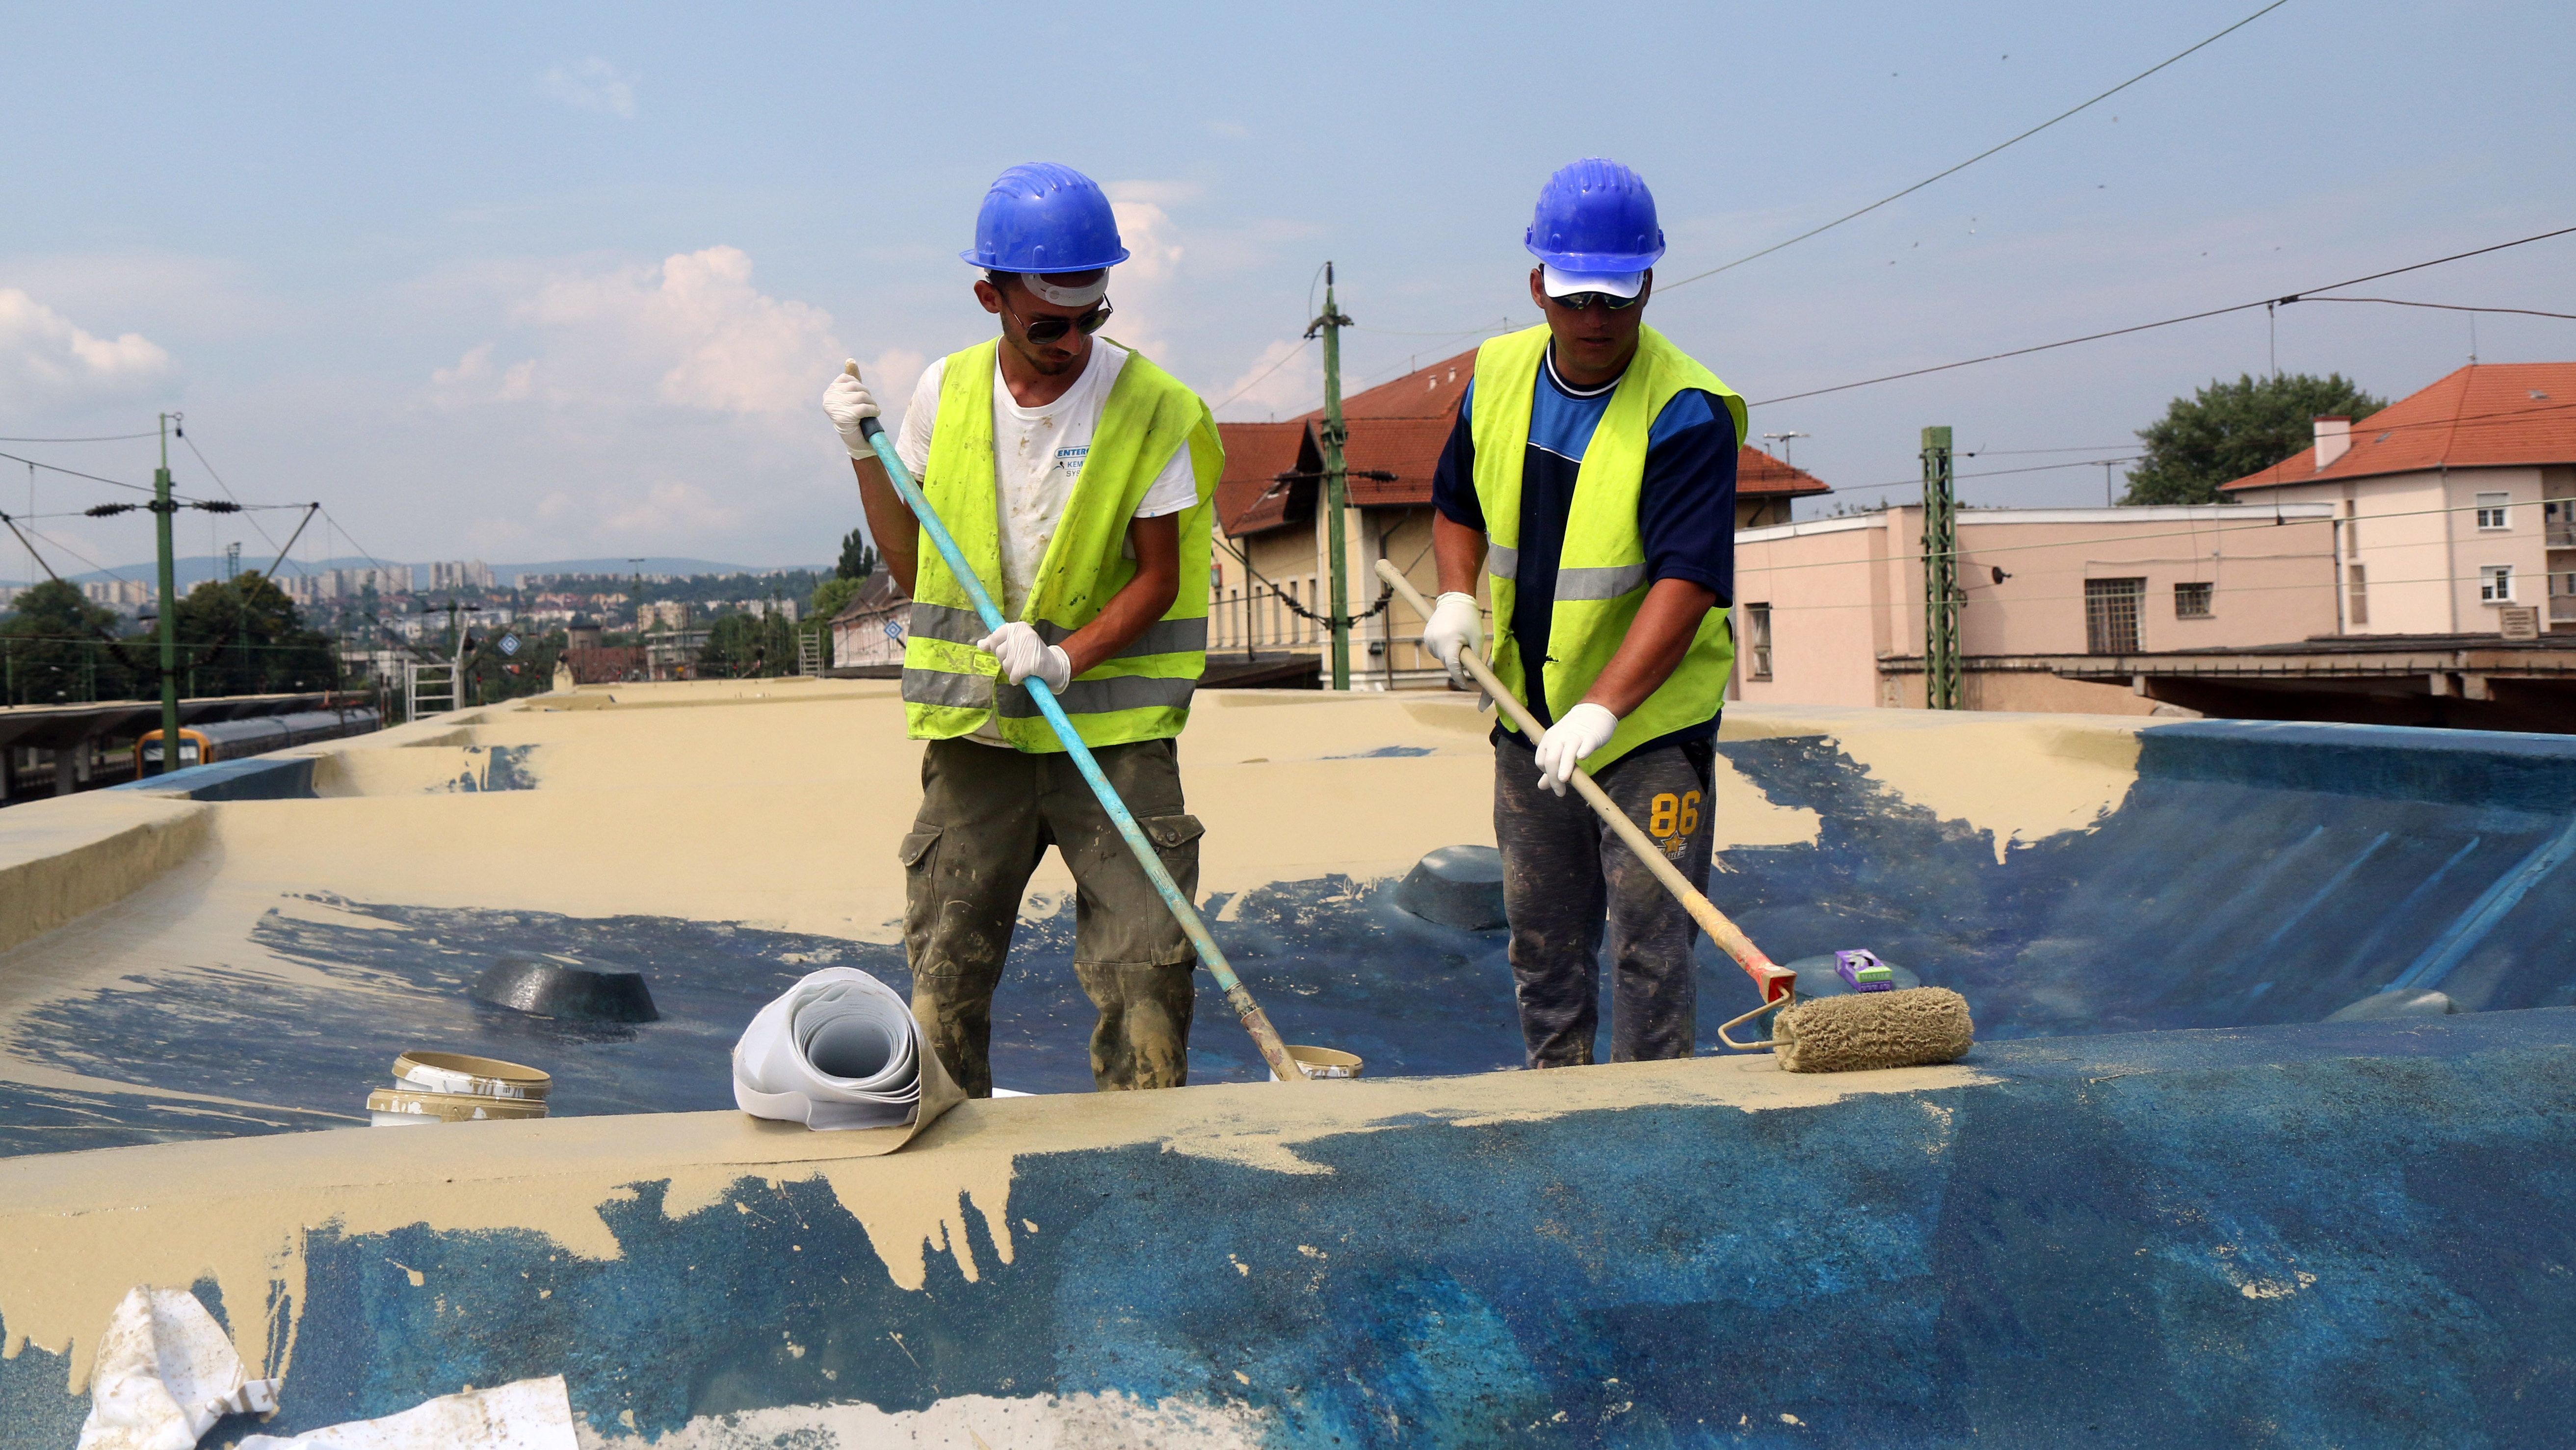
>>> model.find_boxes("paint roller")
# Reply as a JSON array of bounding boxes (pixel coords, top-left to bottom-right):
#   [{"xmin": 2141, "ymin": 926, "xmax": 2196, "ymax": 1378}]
[{"xmin": 1376, "ymin": 559, "xmax": 1972, "ymax": 1073}]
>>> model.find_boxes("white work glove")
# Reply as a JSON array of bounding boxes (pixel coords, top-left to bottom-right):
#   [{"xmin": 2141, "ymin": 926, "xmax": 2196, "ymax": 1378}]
[
  {"xmin": 1531, "ymin": 702, "xmax": 1619, "ymax": 797},
  {"xmin": 976, "ymin": 621, "xmax": 1074, "ymax": 693},
  {"xmin": 1420, "ymin": 592, "xmax": 1485, "ymax": 692},
  {"xmin": 822, "ymin": 360, "xmax": 880, "ymax": 461}
]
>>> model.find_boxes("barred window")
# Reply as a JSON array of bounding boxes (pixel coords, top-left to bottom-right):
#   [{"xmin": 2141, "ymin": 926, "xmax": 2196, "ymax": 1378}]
[
  {"xmin": 2174, "ymin": 581, "xmax": 2213, "ymax": 619},
  {"xmin": 2084, "ymin": 578, "xmax": 2145, "ymax": 654},
  {"xmin": 1746, "ymin": 604, "xmax": 1773, "ymax": 681}
]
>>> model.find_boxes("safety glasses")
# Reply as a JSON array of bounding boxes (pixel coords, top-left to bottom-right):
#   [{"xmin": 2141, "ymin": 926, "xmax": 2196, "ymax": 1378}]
[
  {"xmin": 1007, "ymin": 297, "xmax": 1113, "ymax": 344},
  {"xmin": 1547, "ymin": 289, "xmax": 1643, "ymax": 312}
]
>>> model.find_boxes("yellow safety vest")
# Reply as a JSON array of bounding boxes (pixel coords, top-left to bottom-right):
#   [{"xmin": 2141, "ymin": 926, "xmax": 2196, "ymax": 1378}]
[
  {"xmin": 1469, "ymin": 323, "xmax": 1748, "ymax": 771},
  {"xmin": 902, "ymin": 338, "xmax": 1223, "ymax": 751}
]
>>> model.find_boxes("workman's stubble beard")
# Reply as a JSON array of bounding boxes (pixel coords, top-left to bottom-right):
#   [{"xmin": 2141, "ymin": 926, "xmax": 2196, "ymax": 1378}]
[{"xmin": 1008, "ymin": 330, "xmax": 1088, "ymax": 377}]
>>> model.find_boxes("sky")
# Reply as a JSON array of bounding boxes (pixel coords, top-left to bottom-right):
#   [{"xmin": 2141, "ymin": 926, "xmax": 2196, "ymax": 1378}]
[{"xmin": 2, "ymin": 0, "xmax": 2571, "ymax": 577}]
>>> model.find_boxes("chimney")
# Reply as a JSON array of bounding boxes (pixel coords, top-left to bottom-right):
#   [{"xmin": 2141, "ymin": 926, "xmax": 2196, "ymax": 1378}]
[{"xmin": 2313, "ymin": 415, "xmax": 2351, "ymax": 469}]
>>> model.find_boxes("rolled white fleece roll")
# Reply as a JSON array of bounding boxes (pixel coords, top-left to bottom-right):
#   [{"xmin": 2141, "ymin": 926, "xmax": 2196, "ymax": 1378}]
[{"xmin": 732, "ymin": 968, "xmax": 925, "ymax": 1130}]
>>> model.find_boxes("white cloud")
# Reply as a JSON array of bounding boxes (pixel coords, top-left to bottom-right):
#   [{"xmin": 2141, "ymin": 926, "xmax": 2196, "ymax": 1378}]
[
  {"xmin": 501, "ymin": 245, "xmax": 841, "ymax": 415},
  {"xmin": 1104, "ymin": 184, "xmax": 1189, "ymax": 366},
  {"xmin": 429, "ymin": 342, "xmax": 536, "ymax": 406},
  {"xmin": 1212, "ymin": 337, "xmax": 1319, "ymax": 419},
  {"xmin": 538, "ymin": 57, "xmax": 637, "ymax": 119},
  {"xmin": 0, "ymin": 288, "xmax": 171, "ymax": 398},
  {"xmin": 861, "ymin": 346, "xmax": 927, "ymax": 418}
]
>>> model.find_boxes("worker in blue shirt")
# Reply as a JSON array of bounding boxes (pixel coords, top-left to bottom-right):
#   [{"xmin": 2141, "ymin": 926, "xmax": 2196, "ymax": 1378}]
[{"xmin": 1422, "ymin": 158, "xmax": 1747, "ymax": 1067}]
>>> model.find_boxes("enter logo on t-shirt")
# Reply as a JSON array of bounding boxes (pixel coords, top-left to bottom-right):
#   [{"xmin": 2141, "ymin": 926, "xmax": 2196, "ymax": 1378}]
[{"xmin": 1053, "ymin": 446, "xmax": 1089, "ymax": 474}]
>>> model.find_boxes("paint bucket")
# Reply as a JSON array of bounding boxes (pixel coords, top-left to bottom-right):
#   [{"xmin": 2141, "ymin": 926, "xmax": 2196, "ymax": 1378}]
[
  {"xmin": 366, "ymin": 1088, "xmax": 550, "ymax": 1127},
  {"xmin": 392, "ymin": 1051, "xmax": 551, "ymax": 1102},
  {"xmin": 1273, "ymin": 1045, "xmax": 1363, "ymax": 1082}
]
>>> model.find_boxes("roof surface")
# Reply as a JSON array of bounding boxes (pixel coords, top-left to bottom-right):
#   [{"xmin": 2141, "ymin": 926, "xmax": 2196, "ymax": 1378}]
[
  {"xmin": 1217, "ymin": 345, "xmax": 1829, "ymax": 537},
  {"xmin": 2224, "ymin": 362, "xmax": 2576, "ymax": 491}
]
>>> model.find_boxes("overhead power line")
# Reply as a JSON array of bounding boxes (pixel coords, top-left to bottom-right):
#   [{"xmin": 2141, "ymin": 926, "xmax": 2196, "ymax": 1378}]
[
  {"xmin": 1213, "ymin": 338, "xmax": 1314, "ymax": 412},
  {"xmin": 0, "ymin": 430, "xmax": 162, "ymax": 443},
  {"xmin": 1660, "ymin": 0, "xmax": 2294, "ymax": 292},
  {"xmin": 2287, "ymin": 296, "xmax": 2576, "ymax": 323},
  {"xmin": 1745, "ymin": 223, "xmax": 2576, "ymax": 407}
]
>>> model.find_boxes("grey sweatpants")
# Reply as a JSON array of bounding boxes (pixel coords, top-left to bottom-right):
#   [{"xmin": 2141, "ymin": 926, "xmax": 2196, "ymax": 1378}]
[
  {"xmin": 1494, "ymin": 737, "xmax": 1717, "ymax": 1067},
  {"xmin": 898, "ymin": 736, "xmax": 1202, "ymax": 1096}
]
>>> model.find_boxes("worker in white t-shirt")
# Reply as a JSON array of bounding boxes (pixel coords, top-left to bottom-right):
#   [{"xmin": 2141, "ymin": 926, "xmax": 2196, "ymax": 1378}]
[{"xmin": 819, "ymin": 162, "xmax": 1224, "ymax": 1096}]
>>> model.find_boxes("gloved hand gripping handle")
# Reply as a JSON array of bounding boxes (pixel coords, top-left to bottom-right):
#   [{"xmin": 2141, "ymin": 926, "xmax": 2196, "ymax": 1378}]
[{"xmin": 855, "ymin": 396, "xmax": 1309, "ymax": 1082}]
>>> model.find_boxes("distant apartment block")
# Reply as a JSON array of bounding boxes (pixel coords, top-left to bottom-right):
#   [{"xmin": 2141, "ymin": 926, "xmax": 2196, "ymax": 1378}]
[
  {"xmin": 637, "ymin": 600, "xmax": 691, "ymax": 631},
  {"xmin": 281, "ymin": 565, "xmax": 415, "ymax": 604},
  {"xmin": 80, "ymin": 579, "xmax": 154, "ymax": 611},
  {"xmin": 425, "ymin": 560, "xmax": 494, "ymax": 591}
]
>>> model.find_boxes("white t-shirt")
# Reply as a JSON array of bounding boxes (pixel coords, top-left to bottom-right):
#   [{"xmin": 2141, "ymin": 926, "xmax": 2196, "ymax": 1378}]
[{"xmin": 895, "ymin": 339, "xmax": 1199, "ymax": 620}]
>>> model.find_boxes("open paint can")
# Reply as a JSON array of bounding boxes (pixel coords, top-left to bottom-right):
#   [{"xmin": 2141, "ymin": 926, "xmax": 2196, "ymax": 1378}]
[
  {"xmin": 1272, "ymin": 1045, "xmax": 1364, "ymax": 1082},
  {"xmin": 392, "ymin": 1051, "xmax": 552, "ymax": 1101},
  {"xmin": 367, "ymin": 1088, "xmax": 550, "ymax": 1127}
]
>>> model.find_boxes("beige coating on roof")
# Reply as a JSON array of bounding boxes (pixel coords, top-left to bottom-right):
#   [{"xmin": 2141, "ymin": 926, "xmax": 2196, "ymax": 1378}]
[{"xmin": 0, "ymin": 680, "xmax": 2147, "ymax": 1391}]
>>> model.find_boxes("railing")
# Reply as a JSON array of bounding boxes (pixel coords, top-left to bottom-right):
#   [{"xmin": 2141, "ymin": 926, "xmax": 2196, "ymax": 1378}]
[
  {"xmin": 2548, "ymin": 523, "xmax": 2576, "ymax": 549},
  {"xmin": 2552, "ymin": 597, "xmax": 2576, "ymax": 623},
  {"xmin": 1210, "ymin": 579, "xmax": 1330, "ymax": 653}
]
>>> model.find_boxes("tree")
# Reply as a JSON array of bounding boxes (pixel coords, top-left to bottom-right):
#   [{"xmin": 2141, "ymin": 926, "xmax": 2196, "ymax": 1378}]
[
  {"xmin": 173, "ymin": 573, "xmax": 337, "ymax": 697},
  {"xmin": 0, "ymin": 580, "xmax": 133, "ymax": 703},
  {"xmin": 464, "ymin": 626, "xmax": 567, "ymax": 704},
  {"xmin": 698, "ymin": 609, "xmax": 796, "ymax": 677},
  {"xmin": 836, "ymin": 527, "xmax": 879, "ymax": 581},
  {"xmin": 2123, "ymin": 372, "xmax": 2389, "ymax": 506},
  {"xmin": 810, "ymin": 573, "xmax": 866, "ymax": 624}
]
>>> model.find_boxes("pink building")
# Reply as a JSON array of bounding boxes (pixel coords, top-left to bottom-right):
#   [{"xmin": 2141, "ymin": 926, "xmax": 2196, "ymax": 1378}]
[
  {"xmin": 2220, "ymin": 363, "xmax": 2576, "ymax": 636},
  {"xmin": 1732, "ymin": 503, "xmax": 2340, "ymax": 714}
]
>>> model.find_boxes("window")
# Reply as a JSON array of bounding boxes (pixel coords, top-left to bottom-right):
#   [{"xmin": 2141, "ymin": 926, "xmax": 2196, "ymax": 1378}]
[
  {"xmin": 2347, "ymin": 564, "xmax": 2369, "ymax": 627},
  {"xmin": 2174, "ymin": 581, "xmax": 2213, "ymax": 619},
  {"xmin": 2084, "ymin": 577, "xmax": 2145, "ymax": 654},
  {"xmin": 1745, "ymin": 604, "xmax": 1773, "ymax": 680},
  {"xmin": 2475, "ymin": 492, "xmax": 2511, "ymax": 530},
  {"xmin": 2480, "ymin": 565, "xmax": 2515, "ymax": 604}
]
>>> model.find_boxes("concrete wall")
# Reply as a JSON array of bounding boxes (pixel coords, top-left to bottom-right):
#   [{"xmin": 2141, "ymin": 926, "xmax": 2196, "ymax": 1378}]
[{"xmin": 1735, "ymin": 505, "xmax": 2339, "ymax": 709}]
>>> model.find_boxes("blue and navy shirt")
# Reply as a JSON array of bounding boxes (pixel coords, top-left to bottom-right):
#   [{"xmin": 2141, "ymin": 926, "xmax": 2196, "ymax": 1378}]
[{"xmin": 1430, "ymin": 345, "xmax": 1737, "ymax": 752}]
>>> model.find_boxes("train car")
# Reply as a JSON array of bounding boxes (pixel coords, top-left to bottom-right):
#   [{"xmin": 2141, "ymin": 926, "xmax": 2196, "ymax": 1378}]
[{"xmin": 134, "ymin": 707, "xmax": 382, "ymax": 773}]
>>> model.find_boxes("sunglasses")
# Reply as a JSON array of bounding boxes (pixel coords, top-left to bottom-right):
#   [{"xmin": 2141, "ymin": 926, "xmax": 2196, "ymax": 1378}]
[
  {"xmin": 1004, "ymin": 295, "xmax": 1113, "ymax": 344},
  {"xmin": 1547, "ymin": 289, "xmax": 1643, "ymax": 312}
]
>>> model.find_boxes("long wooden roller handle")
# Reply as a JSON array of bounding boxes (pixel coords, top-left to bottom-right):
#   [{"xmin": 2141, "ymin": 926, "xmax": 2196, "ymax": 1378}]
[{"xmin": 1376, "ymin": 559, "xmax": 1795, "ymax": 1003}]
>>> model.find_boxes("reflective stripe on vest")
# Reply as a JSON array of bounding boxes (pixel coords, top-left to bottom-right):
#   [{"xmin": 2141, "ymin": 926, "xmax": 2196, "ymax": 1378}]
[
  {"xmin": 1467, "ymin": 323, "xmax": 1748, "ymax": 772},
  {"xmin": 905, "ymin": 601, "xmax": 1208, "ymax": 659},
  {"xmin": 900, "ymin": 338, "xmax": 1224, "ymax": 752}
]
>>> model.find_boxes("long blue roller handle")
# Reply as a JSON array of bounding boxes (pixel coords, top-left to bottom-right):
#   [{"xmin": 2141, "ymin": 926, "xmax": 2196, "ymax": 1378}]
[{"xmin": 855, "ymin": 399, "xmax": 1307, "ymax": 1083}]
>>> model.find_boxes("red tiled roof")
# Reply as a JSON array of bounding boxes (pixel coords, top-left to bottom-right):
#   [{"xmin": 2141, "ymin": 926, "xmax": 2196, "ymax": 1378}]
[
  {"xmin": 1214, "ymin": 420, "xmax": 1311, "ymax": 536},
  {"xmin": 1737, "ymin": 447, "xmax": 1832, "ymax": 498},
  {"xmin": 1333, "ymin": 349, "xmax": 1477, "ymax": 421},
  {"xmin": 2223, "ymin": 363, "xmax": 2576, "ymax": 492}
]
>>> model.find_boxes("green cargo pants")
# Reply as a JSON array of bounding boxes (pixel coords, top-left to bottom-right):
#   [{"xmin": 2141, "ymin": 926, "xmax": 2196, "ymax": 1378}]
[{"xmin": 898, "ymin": 735, "xmax": 1202, "ymax": 1096}]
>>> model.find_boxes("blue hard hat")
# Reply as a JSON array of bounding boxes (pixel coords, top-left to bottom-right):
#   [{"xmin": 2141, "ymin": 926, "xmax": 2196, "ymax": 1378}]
[
  {"xmin": 960, "ymin": 162, "xmax": 1130, "ymax": 274},
  {"xmin": 1524, "ymin": 157, "xmax": 1666, "ymax": 273}
]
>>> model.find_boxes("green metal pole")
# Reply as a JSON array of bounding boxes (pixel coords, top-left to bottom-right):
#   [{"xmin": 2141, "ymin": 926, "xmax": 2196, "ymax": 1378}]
[
  {"xmin": 1920, "ymin": 425, "xmax": 1960, "ymax": 711},
  {"xmin": 1313, "ymin": 263, "xmax": 1354, "ymax": 690},
  {"xmin": 154, "ymin": 414, "xmax": 181, "ymax": 770}
]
